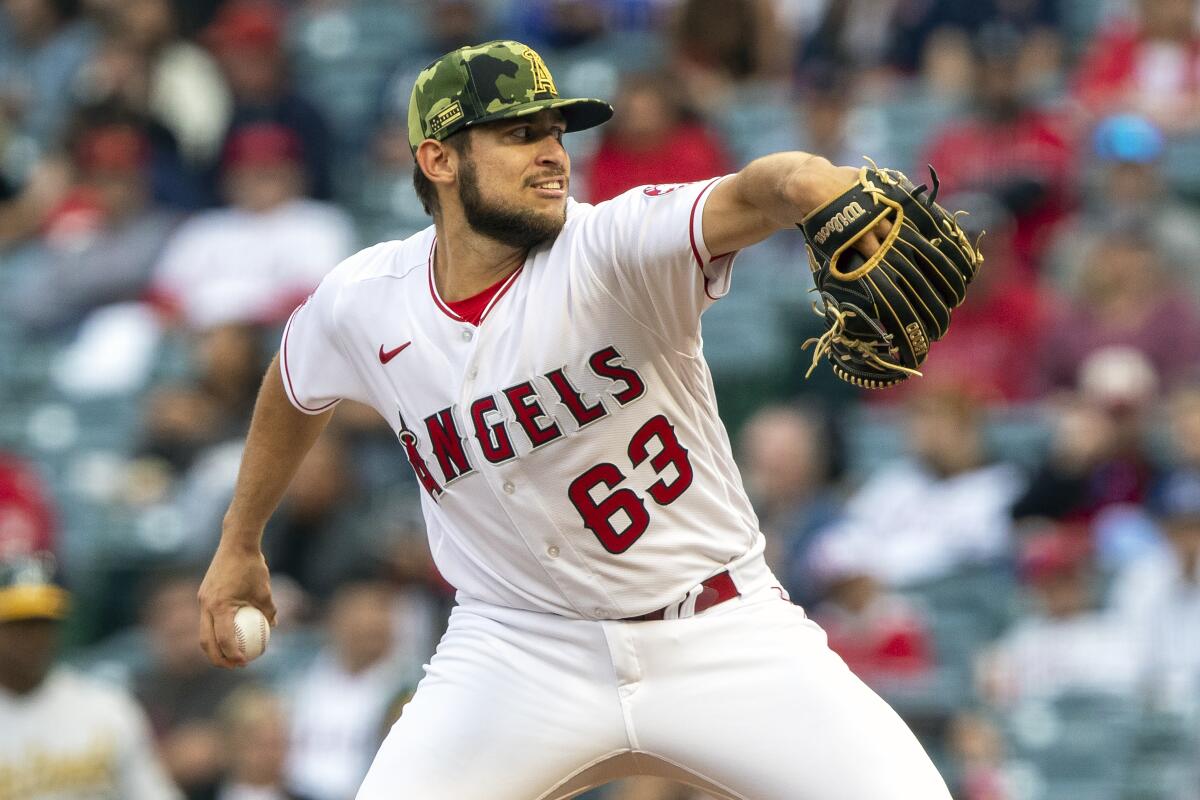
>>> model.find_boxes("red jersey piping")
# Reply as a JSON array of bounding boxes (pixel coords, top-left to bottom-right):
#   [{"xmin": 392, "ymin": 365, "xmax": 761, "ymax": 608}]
[
  {"xmin": 688, "ymin": 177, "xmax": 728, "ymax": 301},
  {"xmin": 427, "ymin": 234, "xmax": 526, "ymax": 326},
  {"xmin": 281, "ymin": 300, "xmax": 338, "ymax": 414}
]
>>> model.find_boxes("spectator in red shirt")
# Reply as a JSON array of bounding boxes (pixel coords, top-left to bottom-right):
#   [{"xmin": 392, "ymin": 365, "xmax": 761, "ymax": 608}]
[
  {"xmin": 1074, "ymin": 0, "xmax": 1200, "ymax": 133},
  {"xmin": 583, "ymin": 72, "xmax": 732, "ymax": 203},
  {"xmin": 921, "ymin": 23, "xmax": 1076, "ymax": 265}
]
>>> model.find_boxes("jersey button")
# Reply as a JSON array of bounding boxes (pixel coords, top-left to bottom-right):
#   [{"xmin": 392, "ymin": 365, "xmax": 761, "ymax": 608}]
[
  {"xmin": 468, "ymin": 367, "xmax": 478, "ymax": 379},
  {"xmin": 461, "ymin": 329, "xmax": 473, "ymax": 341},
  {"xmin": 502, "ymin": 481, "xmax": 515, "ymax": 494},
  {"xmin": 546, "ymin": 545, "xmax": 560, "ymax": 558}
]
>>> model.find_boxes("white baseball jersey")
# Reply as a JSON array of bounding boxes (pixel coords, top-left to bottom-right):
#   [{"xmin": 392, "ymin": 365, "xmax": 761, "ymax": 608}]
[
  {"xmin": 0, "ymin": 669, "xmax": 181, "ymax": 800},
  {"xmin": 281, "ymin": 178, "xmax": 767, "ymax": 619}
]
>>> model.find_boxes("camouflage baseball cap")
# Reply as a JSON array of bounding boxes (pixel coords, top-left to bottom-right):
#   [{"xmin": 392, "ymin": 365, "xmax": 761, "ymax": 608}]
[{"xmin": 408, "ymin": 40, "xmax": 613, "ymax": 152}]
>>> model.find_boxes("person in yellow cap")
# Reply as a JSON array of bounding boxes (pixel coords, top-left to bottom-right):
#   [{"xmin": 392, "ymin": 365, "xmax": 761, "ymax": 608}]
[
  {"xmin": 0, "ymin": 553, "xmax": 181, "ymax": 800},
  {"xmin": 199, "ymin": 40, "xmax": 952, "ymax": 799}
]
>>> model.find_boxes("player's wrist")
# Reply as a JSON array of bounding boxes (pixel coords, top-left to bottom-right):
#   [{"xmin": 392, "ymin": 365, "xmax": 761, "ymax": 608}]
[
  {"xmin": 217, "ymin": 518, "xmax": 266, "ymax": 554},
  {"xmin": 784, "ymin": 157, "xmax": 858, "ymax": 220}
]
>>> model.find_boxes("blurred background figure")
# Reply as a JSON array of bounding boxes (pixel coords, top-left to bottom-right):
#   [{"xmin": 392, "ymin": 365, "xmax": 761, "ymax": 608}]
[
  {"xmin": 1036, "ymin": 232, "xmax": 1200, "ymax": 393},
  {"xmin": 737, "ymin": 404, "xmax": 841, "ymax": 608},
  {"xmin": 263, "ymin": 431, "xmax": 371, "ymax": 609},
  {"xmin": 0, "ymin": 450, "xmax": 56, "ymax": 557},
  {"xmin": 285, "ymin": 579, "xmax": 409, "ymax": 800},
  {"xmin": 814, "ymin": 383, "xmax": 1024, "ymax": 588},
  {"xmin": 1110, "ymin": 469, "xmax": 1200, "ymax": 711},
  {"xmin": 149, "ymin": 122, "xmax": 354, "ymax": 329},
  {"xmin": 90, "ymin": 0, "xmax": 230, "ymax": 168},
  {"xmin": 920, "ymin": 22, "xmax": 1075, "ymax": 266},
  {"xmin": 0, "ymin": 0, "xmax": 97, "ymax": 159},
  {"xmin": 215, "ymin": 687, "xmax": 308, "ymax": 800},
  {"xmin": 941, "ymin": 710, "xmax": 1010, "ymax": 800},
  {"xmin": 8, "ymin": 112, "xmax": 179, "ymax": 334},
  {"xmin": 0, "ymin": 552, "xmax": 180, "ymax": 800},
  {"xmin": 808, "ymin": 534, "xmax": 936, "ymax": 690},
  {"xmin": 672, "ymin": 0, "xmax": 786, "ymax": 117},
  {"xmin": 789, "ymin": 73, "xmax": 871, "ymax": 172},
  {"xmin": 1074, "ymin": 0, "xmax": 1200, "ymax": 133},
  {"xmin": 132, "ymin": 571, "xmax": 245, "ymax": 799},
  {"xmin": 584, "ymin": 72, "xmax": 731, "ymax": 202},
  {"xmin": 1168, "ymin": 383, "xmax": 1200, "ymax": 475},
  {"xmin": 509, "ymin": 0, "xmax": 607, "ymax": 51},
  {"xmin": 978, "ymin": 526, "xmax": 1138, "ymax": 705},
  {"xmin": 1017, "ymin": 347, "xmax": 1163, "ymax": 530},
  {"xmin": 1048, "ymin": 114, "xmax": 1200, "ymax": 301},
  {"xmin": 137, "ymin": 323, "xmax": 265, "ymax": 480},
  {"xmin": 204, "ymin": 0, "xmax": 333, "ymax": 201}
]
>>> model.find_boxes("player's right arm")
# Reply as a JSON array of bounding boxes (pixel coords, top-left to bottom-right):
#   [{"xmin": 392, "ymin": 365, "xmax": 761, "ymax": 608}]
[{"xmin": 198, "ymin": 354, "xmax": 333, "ymax": 668}]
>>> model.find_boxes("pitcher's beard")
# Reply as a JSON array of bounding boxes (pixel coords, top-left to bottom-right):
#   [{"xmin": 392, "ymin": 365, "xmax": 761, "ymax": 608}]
[{"xmin": 458, "ymin": 159, "xmax": 566, "ymax": 250}]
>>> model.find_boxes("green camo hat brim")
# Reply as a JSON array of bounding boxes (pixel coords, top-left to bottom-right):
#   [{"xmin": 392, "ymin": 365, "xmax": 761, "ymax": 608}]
[{"xmin": 416, "ymin": 96, "xmax": 613, "ymax": 150}]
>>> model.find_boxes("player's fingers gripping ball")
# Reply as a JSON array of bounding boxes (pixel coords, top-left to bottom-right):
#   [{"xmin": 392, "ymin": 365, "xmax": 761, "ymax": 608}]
[
  {"xmin": 233, "ymin": 605, "xmax": 270, "ymax": 662},
  {"xmin": 799, "ymin": 159, "xmax": 984, "ymax": 389}
]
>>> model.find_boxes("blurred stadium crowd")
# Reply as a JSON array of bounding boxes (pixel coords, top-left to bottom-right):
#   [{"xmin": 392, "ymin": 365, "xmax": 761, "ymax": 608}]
[{"xmin": 3, "ymin": 0, "xmax": 1200, "ymax": 798}]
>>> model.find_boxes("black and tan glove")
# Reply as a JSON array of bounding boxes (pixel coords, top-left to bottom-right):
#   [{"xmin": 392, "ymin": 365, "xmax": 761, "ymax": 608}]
[{"xmin": 799, "ymin": 160, "xmax": 983, "ymax": 389}]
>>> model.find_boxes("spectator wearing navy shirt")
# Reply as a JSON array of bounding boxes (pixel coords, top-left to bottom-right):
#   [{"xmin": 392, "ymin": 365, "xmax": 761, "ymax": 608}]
[{"xmin": 205, "ymin": 1, "xmax": 334, "ymax": 201}]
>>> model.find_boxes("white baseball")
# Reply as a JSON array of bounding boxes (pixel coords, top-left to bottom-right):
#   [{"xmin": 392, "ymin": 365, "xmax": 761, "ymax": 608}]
[{"xmin": 232, "ymin": 606, "xmax": 270, "ymax": 661}]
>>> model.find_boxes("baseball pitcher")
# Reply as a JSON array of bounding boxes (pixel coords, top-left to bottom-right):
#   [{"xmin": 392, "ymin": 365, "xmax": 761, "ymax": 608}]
[{"xmin": 199, "ymin": 40, "xmax": 979, "ymax": 799}]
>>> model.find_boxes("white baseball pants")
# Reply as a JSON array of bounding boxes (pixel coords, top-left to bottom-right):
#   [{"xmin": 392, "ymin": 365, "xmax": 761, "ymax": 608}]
[{"xmin": 356, "ymin": 578, "xmax": 951, "ymax": 799}]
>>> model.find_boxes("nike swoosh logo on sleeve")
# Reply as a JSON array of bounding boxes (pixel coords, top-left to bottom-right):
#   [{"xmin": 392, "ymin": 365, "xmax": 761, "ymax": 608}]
[{"xmin": 379, "ymin": 342, "xmax": 412, "ymax": 364}]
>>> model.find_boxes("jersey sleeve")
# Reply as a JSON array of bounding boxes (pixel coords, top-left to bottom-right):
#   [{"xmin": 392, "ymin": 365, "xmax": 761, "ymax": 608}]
[
  {"xmin": 574, "ymin": 177, "xmax": 738, "ymax": 349},
  {"xmin": 279, "ymin": 258, "xmax": 366, "ymax": 415}
]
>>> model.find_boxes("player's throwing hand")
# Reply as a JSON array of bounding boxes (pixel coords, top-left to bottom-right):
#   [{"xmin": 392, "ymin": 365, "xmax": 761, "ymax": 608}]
[{"xmin": 197, "ymin": 541, "xmax": 276, "ymax": 668}]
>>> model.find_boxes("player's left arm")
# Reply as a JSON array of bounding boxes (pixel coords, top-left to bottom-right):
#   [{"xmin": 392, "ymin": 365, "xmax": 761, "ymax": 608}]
[{"xmin": 702, "ymin": 152, "xmax": 882, "ymax": 256}]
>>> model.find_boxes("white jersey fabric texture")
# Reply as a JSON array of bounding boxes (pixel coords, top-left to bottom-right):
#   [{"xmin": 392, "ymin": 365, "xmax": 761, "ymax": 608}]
[
  {"xmin": 280, "ymin": 179, "xmax": 766, "ymax": 619},
  {"xmin": 0, "ymin": 668, "xmax": 181, "ymax": 800}
]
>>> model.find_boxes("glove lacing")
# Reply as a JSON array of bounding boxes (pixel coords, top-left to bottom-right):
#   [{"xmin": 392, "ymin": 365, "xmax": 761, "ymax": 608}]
[{"xmin": 800, "ymin": 297, "xmax": 924, "ymax": 381}]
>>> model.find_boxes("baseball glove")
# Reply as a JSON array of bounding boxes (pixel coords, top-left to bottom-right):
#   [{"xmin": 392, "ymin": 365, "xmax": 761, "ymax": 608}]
[{"xmin": 799, "ymin": 160, "xmax": 983, "ymax": 389}]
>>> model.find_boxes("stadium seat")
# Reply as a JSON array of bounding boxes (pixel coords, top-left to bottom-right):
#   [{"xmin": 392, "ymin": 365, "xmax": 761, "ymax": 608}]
[
  {"xmin": 1163, "ymin": 133, "xmax": 1200, "ymax": 201},
  {"xmin": 1121, "ymin": 708, "xmax": 1200, "ymax": 799},
  {"xmin": 288, "ymin": 1, "xmax": 425, "ymax": 147},
  {"xmin": 1006, "ymin": 693, "xmax": 1136, "ymax": 800},
  {"xmin": 876, "ymin": 90, "xmax": 958, "ymax": 176},
  {"xmin": 715, "ymin": 81, "xmax": 800, "ymax": 166}
]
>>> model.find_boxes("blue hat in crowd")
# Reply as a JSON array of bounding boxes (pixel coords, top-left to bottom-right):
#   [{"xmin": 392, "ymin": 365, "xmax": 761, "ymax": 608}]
[{"xmin": 1093, "ymin": 115, "xmax": 1165, "ymax": 164}]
